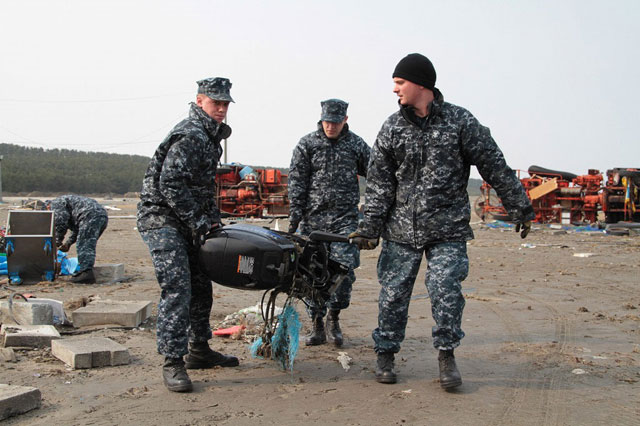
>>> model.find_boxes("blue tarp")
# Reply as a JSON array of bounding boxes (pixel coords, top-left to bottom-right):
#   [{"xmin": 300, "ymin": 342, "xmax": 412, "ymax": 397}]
[
  {"xmin": 482, "ymin": 221, "xmax": 515, "ymax": 229},
  {"xmin": 482, "ymin": 220, "xmax": 605, "ymax": 233},
  {"xmin": 0, "ymin": 251, "xmax": 78, "ymax": 276},
  {"xmin": 57, "ymin": 250, "xmax": 79, "ymax": 275}
]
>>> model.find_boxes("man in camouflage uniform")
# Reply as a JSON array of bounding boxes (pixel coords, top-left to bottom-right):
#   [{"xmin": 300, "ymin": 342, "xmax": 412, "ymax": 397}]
[
  {"xmin": 50, "ymin": 194, "xmax": 108, "ymax": 284},
  {"xmin": 288, "ymin": 99, "xmax": 370, "ymax": 347},
  {"xmin": 137, "ymin": 77, "xmax": 239, "ymax": 393},
  {"xmin": 350, "ymin": 53, "xmax": 534, "ymax": 388}
]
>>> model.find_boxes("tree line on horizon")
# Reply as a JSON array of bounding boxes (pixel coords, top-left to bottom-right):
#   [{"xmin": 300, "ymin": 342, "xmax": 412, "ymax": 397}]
[
  {"xmin": 0, "ymin": 143, "xmax": 482, "ymax": 196},
  {"xmin": 0, "ymin": 143, "xmax": 149, "ymax": 194}
]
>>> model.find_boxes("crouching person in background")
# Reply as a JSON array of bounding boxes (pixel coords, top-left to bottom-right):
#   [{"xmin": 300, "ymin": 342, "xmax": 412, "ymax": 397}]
[{"xmin": 49, "ymin": 194, "xmax": 108, "ymax": 284}]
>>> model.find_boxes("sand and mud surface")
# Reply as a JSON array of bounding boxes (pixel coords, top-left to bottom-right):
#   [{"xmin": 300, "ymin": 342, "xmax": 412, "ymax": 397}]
[{"xmin": 1, "ymin": 197, "xmax": 639, "ymax": 425}]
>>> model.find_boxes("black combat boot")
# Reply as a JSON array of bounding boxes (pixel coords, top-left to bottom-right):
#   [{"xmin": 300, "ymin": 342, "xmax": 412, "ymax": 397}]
[
  {"xmin": 375, "ymin": 352, "xmax": 397, "ymax": 384},
  {"xmin": 438, "ymin": 349, "xmax": 462, "ymax": 389},
  {"xmin": 184, "ymin": 342, "xmax": 239, "ymax": 369},
  {"xmin": 305, "ymin": 314, "xmax": 327, "ymax": 346},
  {"xmin": 70, "ymin": 269, "xmax": 96, "ymax": 284},
  {"xmin": 163, "ymin": 357, "xmax": 193, "ymax": 392},
  {"xmin": 325, "ymin": 309, "xmax": 343, "ymax": 347}
]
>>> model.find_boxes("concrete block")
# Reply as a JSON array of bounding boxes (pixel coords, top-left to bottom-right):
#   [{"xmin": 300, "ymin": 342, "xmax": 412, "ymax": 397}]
[
  {"xmin": 72, "ymin": 299, "xmax": 152, "ymax": 328},
  {"xmin": 1, "ymin": 324, "xmax": 60, "ymax": 348},
  {"xmin": 0, "ymin": 301, "xmax": 54, "ymax": 325},
  {"xmin": 0, "ymin": 348, "xmax": 17, "ymax": 362},
  {"xmin": 0, "ymin": 384, "xmax": 41, "ymax": 420},
  {"xmin": 93, "ymin": 263, "xmax": 125, "ymax": 283},
  {"xmin": 51, "ymin": 337, "xmax": 130, "ymax": 369}
]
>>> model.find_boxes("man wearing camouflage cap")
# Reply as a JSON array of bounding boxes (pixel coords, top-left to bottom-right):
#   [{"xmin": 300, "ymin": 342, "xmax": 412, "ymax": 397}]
[
  {"xmin": 349, "ymin": 53, "xmax": 534, "ymax": 388},
  {"xmin": 288, "ymin": 99, "xmax": 371, "ymax": 347},
  {"xmin": 137, "ymin": 77, "xmax": 238, "ymax": 392}
]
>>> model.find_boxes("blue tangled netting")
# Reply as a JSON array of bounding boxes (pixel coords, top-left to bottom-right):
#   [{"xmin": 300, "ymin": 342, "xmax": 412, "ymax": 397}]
[{"xmin": 249, "ymin": 304, "xmax": 300, "ymax": 371}]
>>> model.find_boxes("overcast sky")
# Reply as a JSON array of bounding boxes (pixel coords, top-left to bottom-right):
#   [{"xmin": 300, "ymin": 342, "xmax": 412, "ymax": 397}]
[{"xmin": 1, "ymin": 0, "xmax": 638, "ymax": 179}]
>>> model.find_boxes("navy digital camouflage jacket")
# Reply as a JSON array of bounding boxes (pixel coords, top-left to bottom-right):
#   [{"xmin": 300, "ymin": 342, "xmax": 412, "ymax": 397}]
[
  {"xmin": 137, "ymin": 103, "xmax": 230, "ymax": 235},
  {"xmin": 288, "ymin": 123, "xmax": 370, "ymax": 233},
  {"xmin": 359, "ymin": 89, "xmax": 534, "ymax": 248},
  {"xmin": 50, "ymin": 195, "xmax": 108, "ymax": 246}
]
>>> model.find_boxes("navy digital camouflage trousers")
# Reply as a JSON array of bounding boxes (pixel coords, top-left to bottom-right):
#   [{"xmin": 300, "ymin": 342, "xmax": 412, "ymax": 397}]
[
  {"xmin": 301, "ymin": 222, "xmax": 360, "ymax": 318},
  {"xmin": 76, "ymin": 214, "xmax": 108, "ymax": 272},
  {"xmin": 140, "ymin": 227, "xmax": 213, "ymax": 358},
  {"xmin": 372, "ymin": 240, "xmax": 468, "ymax": 353},
  {"xmin": 305, "ymin": 240, "xmax": 360, "ymax": 318}
]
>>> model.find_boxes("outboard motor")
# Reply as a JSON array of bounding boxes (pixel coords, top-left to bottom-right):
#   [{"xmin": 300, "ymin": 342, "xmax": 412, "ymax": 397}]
[
  {"xmin": 199, "ymin": 224, "xmax": 297, "ymax": 291},
  {"xmin": 199, "ymin": 223, "xmax": 353, "ymax": 369},
  {"xmin": 199, "ymin": 223, "xmax": 350, "ymax": 306}
]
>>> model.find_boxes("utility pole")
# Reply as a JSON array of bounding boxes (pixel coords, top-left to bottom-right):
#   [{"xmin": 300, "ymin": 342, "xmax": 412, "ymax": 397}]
[
  {"xmin": 0, "ymin": 155, "xmax": 3, "ymax": 203},
  {"xmin": 223, "ymin": 117, "xmax": 228, "ymax": 164}
]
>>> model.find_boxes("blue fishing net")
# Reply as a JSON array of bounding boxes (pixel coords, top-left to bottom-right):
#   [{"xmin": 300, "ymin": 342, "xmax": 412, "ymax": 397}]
[
  {"xmin": 249, "ymin": 337, "xmax": 264, "ymax": 359},
  {"xmin": 249, "ymin": 304, "xmax": 301, "ymax": 371},
  {"xmin": 271, "ymin": 305, "xmax": 300, "ymax": 371}
]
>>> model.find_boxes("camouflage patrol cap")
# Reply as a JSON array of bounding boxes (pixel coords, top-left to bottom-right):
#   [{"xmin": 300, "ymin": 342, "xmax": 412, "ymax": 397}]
[
  {"xmin": 197, "ymin": 77, "xmax": 235, "ymax": 102},
  {"xmin": 320, "ymin": 99, "xmax": 348, "ymax": 123}
]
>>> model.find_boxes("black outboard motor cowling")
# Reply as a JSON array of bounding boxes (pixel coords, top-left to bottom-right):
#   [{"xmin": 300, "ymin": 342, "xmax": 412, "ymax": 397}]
[
  {"xmin": 199, "ymin": 224, "xmax": 297, "ymax": 291},
  {"xmin": 199, "ymin": 224, "xmax": 351, "ymax": 309}
]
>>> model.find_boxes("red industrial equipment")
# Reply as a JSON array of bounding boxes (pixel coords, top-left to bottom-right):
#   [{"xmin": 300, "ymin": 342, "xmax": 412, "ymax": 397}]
[
  {"xmin": 216, "ymin": 164, "xmax": 289, "ymax": 218},
  {"xmin": 601, "ymin": 168, "xmax": 640, "ymax": 223},
  {"xmin": 475, "ymin": 165, "xmax": 640, "ymax": 224}
]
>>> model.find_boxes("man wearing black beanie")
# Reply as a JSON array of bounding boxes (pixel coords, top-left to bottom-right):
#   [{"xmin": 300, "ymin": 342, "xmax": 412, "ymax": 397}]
[
  {"xmin": 392, "ymin": 53, "xmax": 437, "ymax": 91},
  {"xmin": 349, "ymin": 53, "xmax": 535, "ymax": 389}
]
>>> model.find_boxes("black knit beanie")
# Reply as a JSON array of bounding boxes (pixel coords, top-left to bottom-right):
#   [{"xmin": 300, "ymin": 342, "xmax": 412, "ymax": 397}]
[{"xmin": 392, "ymin": 53, "xmax": 436, "ymax": 90}]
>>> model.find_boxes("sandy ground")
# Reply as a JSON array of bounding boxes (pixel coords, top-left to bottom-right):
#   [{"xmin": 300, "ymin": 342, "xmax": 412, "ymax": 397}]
[{"xmin": 1, "ymin": 196, "xmax": 639, "ymax": 425}]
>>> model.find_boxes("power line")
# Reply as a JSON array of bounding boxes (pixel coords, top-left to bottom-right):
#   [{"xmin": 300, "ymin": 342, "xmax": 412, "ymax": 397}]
[
  {"xmin": 0, "ymin": 92, "xmax": 192, "ymax": 104},
  {"xmin": 0, "ymin": 112, "xmax": 186, "ymax": 150}
]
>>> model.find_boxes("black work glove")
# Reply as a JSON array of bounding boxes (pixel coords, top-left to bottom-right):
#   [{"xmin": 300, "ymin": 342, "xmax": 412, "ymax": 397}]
[
  {"xmin": 192, "ymin": 221, "xmax": 222, "ymax": 246},
  {"xmin": 348, "ymin": 231, "xmax": 379, "ymax": 250},
  {"xmin": 216, "ymin": 123, "xmax": 232, "ymax": 140},
  {"xmin": 58, "ymin": 241, "xmax": 71, "ymax": 252},
  {"xmin": 287, "ymin": 221, "xmax": 299, "ymax": 234},
  {"xmin": 515, "ymin": 221, "xmax": 532, "ymax": 239}
]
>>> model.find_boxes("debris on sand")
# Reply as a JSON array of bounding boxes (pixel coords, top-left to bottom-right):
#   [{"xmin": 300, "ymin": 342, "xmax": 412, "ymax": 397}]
[{"xmin": 337, "ymin": 352, "xmax": 352, "ymax": 371}]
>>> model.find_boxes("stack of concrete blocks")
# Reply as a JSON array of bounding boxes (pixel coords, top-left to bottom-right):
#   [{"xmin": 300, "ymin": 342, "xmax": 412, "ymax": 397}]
[
  {"xmin": 0, "ymin": 324, "xmax": 60, "ymax": 348},
  {"xmin": 0, "ymin": 298, "xmax": 153, "ymax": 419},
  {"xmin": 0, "ymin": 321, "xmax": 52, "ymax": 421},
  {"xmin": 51, "ymin": 337, "xmax": 130, "ymax": 369},
  {"xmin": 47, "ymin": 299, "xmax": 153, "ymax": 368},
  {"xmin": 72, "ymin": 300, "xmax": 152, "ymax": 328}
]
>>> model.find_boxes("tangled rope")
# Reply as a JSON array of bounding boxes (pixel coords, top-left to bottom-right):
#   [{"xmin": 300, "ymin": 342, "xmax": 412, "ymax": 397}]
[{"xmin": 249, "ymin": 289, "xmax": 301, "ymax": 372}]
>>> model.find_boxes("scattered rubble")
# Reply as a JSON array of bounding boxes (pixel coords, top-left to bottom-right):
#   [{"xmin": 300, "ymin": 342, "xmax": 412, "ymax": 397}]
[
  {"xmin": 51, "ymin": 337, "xmax": 130, "ymax": 369},
  {"xmin": 1, "ymin": 324, "xmax": 60, "ymax": 348},
  {"xmin": 72, "ymin": 299, "xmax": 152, "ymax": 328},
  {"xmin": 0, "ymin": 384, "xmax": 41, "ymax": 420}
]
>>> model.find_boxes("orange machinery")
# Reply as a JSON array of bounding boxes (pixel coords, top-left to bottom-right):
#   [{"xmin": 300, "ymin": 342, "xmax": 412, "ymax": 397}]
[
  {"xmin": 475, "ymin": 165, "xmax": 640, "ymax": 224},
  {"xmin": 216, "ymin": 164, "xmax": 289, "ymax": 218}
]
